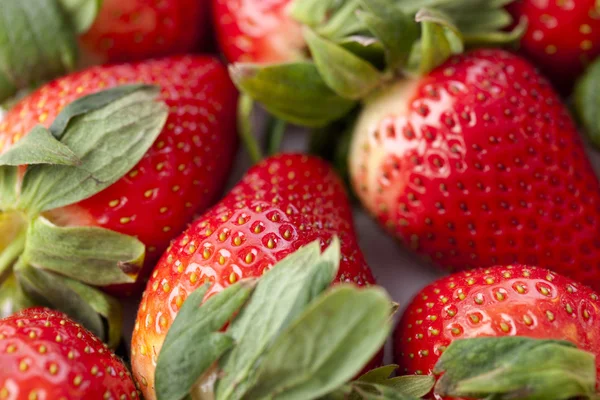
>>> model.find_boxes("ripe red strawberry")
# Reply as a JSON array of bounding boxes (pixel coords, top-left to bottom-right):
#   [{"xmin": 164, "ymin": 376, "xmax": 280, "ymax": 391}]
[
  {"xmin": 212, "ymin": 0, "xmax": 304, "ymax": 63},
  {"xmin": 394, "ymin": 265, "xmax": 600, "ymax": 398},
  {"xmin": 0, "ymin": 55, "xmax": 238, "ymax": 294},
  {"xmin": 80, "ymin": 0, "xmax": 211, "ymax": 63},
  {"xmin": 130, "ymin": 153, "xmax": 377, "ymax": 399},
  {"xmin": 507, "ymin": 0, "xmax": 600, "ymax": 92},
  {"xmin": 0, "ymin": 307, "xmax": 137, "ymax": 400},
  {"xmin": 349, "ymin": 49, "xmax": 600, "ymax": 290}
]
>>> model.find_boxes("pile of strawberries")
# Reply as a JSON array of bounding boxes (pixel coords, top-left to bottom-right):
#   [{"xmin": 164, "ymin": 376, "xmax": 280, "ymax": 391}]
[{"xmin": 1, "ymin": 0, "xmax": 600, "ymax": 399}]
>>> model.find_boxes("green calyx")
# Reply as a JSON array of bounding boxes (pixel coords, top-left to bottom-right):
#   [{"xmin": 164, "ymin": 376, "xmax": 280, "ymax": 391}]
[
  {"xmin": 0, "ymin": 84, "xmax": 168, "ymax": 347},
  {"xmin": 0, "ymin": 0, "xmax": 102, "ymax": 104},
  {"xmin": 434, "ymin": 336, "xmax": 600, "ymax": 400},
  {"xmin": 231, "ymin": 0, "xmax": 524, "ymax": 129},
  {"xmin": 155, "ymin": 238, "xmax": 433, "ymax": 400}
]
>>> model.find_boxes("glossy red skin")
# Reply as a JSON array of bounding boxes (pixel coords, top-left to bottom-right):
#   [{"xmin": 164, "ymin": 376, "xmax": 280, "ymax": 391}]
[
  {"xmin": 394, "ymin": 266, "xmax": 600, "ymax": 400},
  {"xmin": 0, "ymin": 56, "xmax": 238, "ymax": 294},
  {"xmin": 0, "ymin": 308, "xmax": 136, "ymax": 400},
  {"xmin": 507, "ymin": 0, "xmax": 600, "ymax": 92},
  {"xmin": 212, "ymin": 0, "xmax": 304, "ymax": 63},
  {"xmin": 80, "ymin": 0, "xmax": 210, "ymax": 63},
  {"xmin": 352, "ymin": 49, "xmax": 600, "ymax": 290},
  {"xmin": 131, "ymin": 154, "xmax": 378, "ymax": 399}
]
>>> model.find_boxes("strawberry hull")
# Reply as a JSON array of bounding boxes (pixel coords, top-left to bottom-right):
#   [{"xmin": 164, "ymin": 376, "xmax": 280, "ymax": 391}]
[{"xmin": 350, "ymin": 49, "xmax": 600, "ymax": 290}]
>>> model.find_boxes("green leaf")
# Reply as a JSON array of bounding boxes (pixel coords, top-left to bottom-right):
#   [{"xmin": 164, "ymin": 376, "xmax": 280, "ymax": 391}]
[
  {"xmin": 337, "ymin": 36, "xmax": 385, "ymax": 69},
  {"xmin": 0, "ymin": 126, "xmax": 81, "ymax": 166},
  {"xmin": 15, "ymin": 261, "xmax": 106, "ymax": 341},
  {"xmin": 23, "ymin": 216, "xmax": 144, "ymax": 286},
  {"xmin": 357, "ymin": 365, "xmax": 399, "ymax": 384},
  {"xmin": 0, "ymin": 228, "xmax": 26, "ymax": 285},
  {"xmin": 156, "ymin": 280, "xmax": 256, "ymax": 400},
  {"xmin": 576, "ymin": 58, "xmax": 600, "ymax": 148},
  {"xmin": 0, "ymin": 0, "xmax": 78, "ymax": 103},
  {"xmin": 304, "ymin": 28, "xmax": 382, "ymax": 100},
  {"xmin": 57, "ymin": 0, "xmax": 102, "ymax": 34},
  {"xmin": 357, "ymin": 0, "xmax": 418, "ymax": 70},
  {"xmin": 326, "ymin": 382, "xmax": 425, "ymax": 400},
  {"xmin": 0, "ymin": 273, "xmax": 35, "ymax": 318},
  {"xmin": 288, "ymin": 0, "xmax": 339, "ymax": 27},
  {"xmin": 241, "ymin": 285, "xmax": 392, "ymax": 400},
  {"xmin": 230, "ymin": 62, "xmax": 356, "ymax": 127},
  {"xmin": 18, "ymin": 85, "xmax": 168, "ymax": 214},
  {"xmin": 49, "ymin": 84, "xmax": 153, "ymax": 140},
  {"xmin": 215, "ymin": 239, "xmax": 340, "ymax": 400},
  {"xmin": 434, "ymin": 337, "xmax": 598, "ymax": 400},
  {"xmin": 317, "ymin": 0, "xmax": 364, "ymax": 40},
  {"xmin": 411, "ymin": 8, "xmax": 464, "ymax": 75},
  {"xmin": 0, "ymin": 166, "xmax": 18, "ymax": 210}
]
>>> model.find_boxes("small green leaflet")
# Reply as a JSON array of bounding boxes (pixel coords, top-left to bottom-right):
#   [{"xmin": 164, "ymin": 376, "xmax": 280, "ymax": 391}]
[
  {"xmin": 0, "ymin": 166, "xmax": 18, "ymax": 210},
  {"xmin": 22, "ymin": 216, "xmax": 145, "ymax": 286},
  {"xmin": 229, "ymin": 62, "xmax": 356, "ymax": 127},
  {"xmin": 0, "ymin": 0, "xmax": 78, "ymax": 103},
  {"xmin": 0, "ymin": 126, "xmax": 81, "ymax": 166},
  {"xmin": 215, "ymin": 239, "xmax": 340, "ymax": 400},
  {"xmin": 325, "ymin": 382, "xmax": 425, "ymax": 400},
  {"xmin": 357, "ymin": 0, "xmax": 418, "ymax": 70},
  {"xmin": 57, "ymin": 0, "xmax": 103, "ymax": 34},
  {"xmin": 434, "ymin": 337, "xmax": 598, "ymax": 400},
  {"xmin": 18, "ymin": 85, "xmax": 168, "ymax": 215},
  {"xmin": 356, "ymin": 366, "xmax": 434, "ymax": 398},
  {"xmin": 156, "ymin": 281, "xmax": 256, "ymax": 400},
  {"xmin": 576, "ymin": 58, "xmax": 600, "ymax": 149},
  {"xmin": 0, "ymin": 274, "xmax": 36, "ymax": 319},
  {"xmin": 304, "ymin": 28, "xmax": 383, "ymax": 100},
  {"xmin": 15, "ymin": 261, "xmax": 123, "ymax": 348},
  {"xmin": 240, "ymin": 285, "xmax": 392, "ymax": 400}
]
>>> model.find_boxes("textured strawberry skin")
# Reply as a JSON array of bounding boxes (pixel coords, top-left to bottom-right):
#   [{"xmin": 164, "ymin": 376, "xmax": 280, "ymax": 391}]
[
  {"xmin": 0, "ymin": 307, "xmax": 137, "ymax": 400},
  {"xmin": 350, "ymin": 49, "xmax": 600, "ymax": 290},
  {"xmin": 212, "ymin": 0, "xmax": 304, "ymax": 63},
  {"xmin": 507, "ymin": 0, "xmax": 600, "ymax": 91},
  {"xmin": 131, "ymin": 154, "xmax": 377, "ymax": 399},
  {"xmin": 0, "ymin": 56, "xmax": 238, "ymax": 293},
  {"xmin": 80, "ymin": 0, "xmax": 211, "ymax": 63},
  {"xmin": 394, "ymin": 266, "xmax": 600, "ymax": 399}
]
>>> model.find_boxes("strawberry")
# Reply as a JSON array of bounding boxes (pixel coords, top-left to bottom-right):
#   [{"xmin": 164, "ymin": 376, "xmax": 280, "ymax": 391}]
[
  {"xmin": 0, "ymin": 55, "xmax": 238, "ymax": 295},
  {"xmin": 507, "ymin": 0, "xmax": 600, "ymax": 92},
  {"xmin": 0, "ymin": 307, "xmax": 137, "ymax": 400},
  {"xmin": 80, "ymin": 0, "xmax": 211, "ymax": 64},
  {"xmin": 212, "ymin": 0, "xmax": 304, "ymax": 63},
  {"xmin": 393, "ymin": 265, "xmax": 600, "ymax": 399},
  {"xmin": 130, "ymin": 153, "xmax": 378, "ymax": 399},
  {"xmin": 348, "ymin": 49, "xmax": 600, "ymax": 290}
]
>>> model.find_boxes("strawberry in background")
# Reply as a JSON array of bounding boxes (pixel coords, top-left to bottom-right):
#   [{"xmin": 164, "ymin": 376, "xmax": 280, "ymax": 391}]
[
  {"xmin": 80, "ymin": 0, "xmax": 212, "ymax": 63},
  {"xmin": 507, "ymin": 0, "xmax": 600, "ymax": 92},
  {"xmin": 212, "ymin": 0, "xmax": 304, "ymax": 64}
]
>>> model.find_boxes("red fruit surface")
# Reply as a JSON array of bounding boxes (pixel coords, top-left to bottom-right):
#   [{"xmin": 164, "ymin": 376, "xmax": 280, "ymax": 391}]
[
  {"xmin": 131, "ymin": 154, "xmax": 377, "ymax": 399},
  {"xmin": 0, "ymin": 56, "xmax": 238, "ymax": 293},
  {"xmin": 349, "ymin": 49, "xmax": 600, "ymax": 290},
  {"xmin": 212, "ymin": 0, "xmax": 304, "ymax": 63},
  {"xmin": 0, "ymin": 307, "xmax": 137, "ymax": 400},
  {"xmin": 80, "ymin": 0, "xmax": 211, "ymax": 63},
  {"xmin": 507, "ymin": 0, "xmax": 600, "ymax": 91},
  {"xmin": 394, "ymin": 266, "xmax": 600, "ymax": 399}
]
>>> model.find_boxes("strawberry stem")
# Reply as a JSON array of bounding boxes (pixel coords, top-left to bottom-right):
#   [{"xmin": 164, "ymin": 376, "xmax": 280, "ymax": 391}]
[
  {"xmin": 266, "ymin": 117, "xmax": 287, "ymax": 156},
  {"xmin": 238, "ymin": 94, "xmax": 263, "ymax": 163}
]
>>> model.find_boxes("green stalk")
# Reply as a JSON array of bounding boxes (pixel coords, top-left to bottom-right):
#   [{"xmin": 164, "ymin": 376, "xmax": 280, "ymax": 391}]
[
  {"xmin": 267, "ymin": 118, "xmax": 287, "ymax": 156},
  {"xmin": 237, "ymin": 94, "xmax": 263, "ymax": 163}
]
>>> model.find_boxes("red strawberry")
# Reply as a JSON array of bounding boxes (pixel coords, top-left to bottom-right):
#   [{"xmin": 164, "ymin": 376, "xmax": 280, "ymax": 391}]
[
  {"xmin": 212, "ymin": 0, "xmax": 304, "ymax": 63},
  {"xmin": 80, "ymin": 0, "xmax": 211, "ymax": 64},
  {"xmin": 349, "ymin": 49, "xmax": 600, "ymax": 290},
  {"xmin": 394, "ymin": 265, "xmax": 600, "ymax": 398},
  {"xmin": 0, "ymin": 307, "xmax": 137, "ymax": 400},
  {"xmin": 0, "ymin": 55, "xmax": 238, "ymax": 294},
  {"xmin": 130, "ymin": 153, "xmax": 378, "ymax": 399},
  {"xmin": 507, "ymin": 0, "xmax": 600, "ymax": 92}
]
